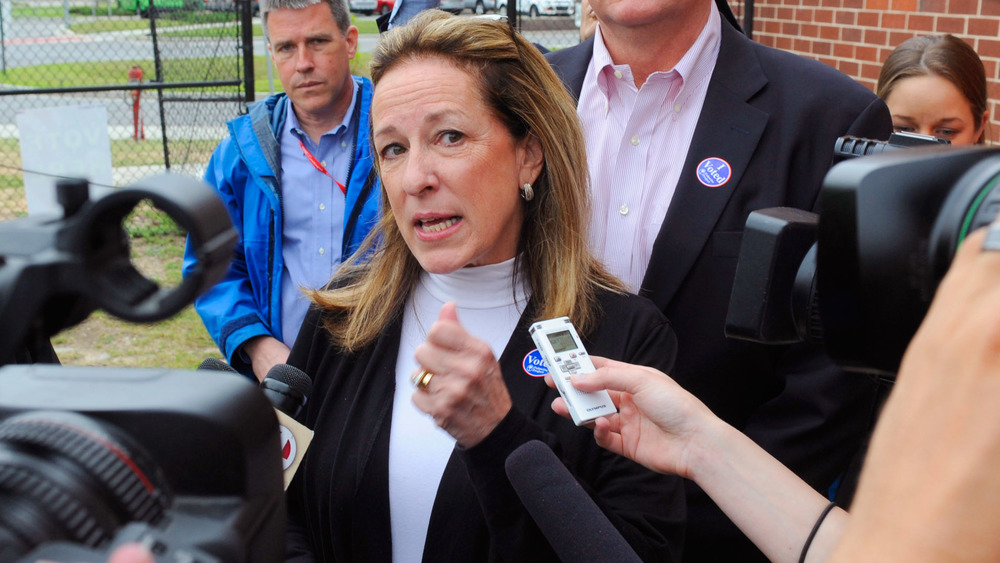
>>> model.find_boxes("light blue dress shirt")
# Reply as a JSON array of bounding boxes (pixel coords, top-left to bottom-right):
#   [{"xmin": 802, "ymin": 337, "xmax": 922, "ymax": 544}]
[{"xmin": 277, "ymin": 84, "xmax": 359, "ymax": 346}]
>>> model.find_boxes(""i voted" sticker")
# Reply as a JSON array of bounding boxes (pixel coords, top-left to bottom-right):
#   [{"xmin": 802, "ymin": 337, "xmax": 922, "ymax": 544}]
[
  {"xmin": 523, "ymin": 349, "xmax": 549, "ymax": 377},
  {"xmin": 696, "ymin": 157, "xmax": 732, "ymax": 188}
]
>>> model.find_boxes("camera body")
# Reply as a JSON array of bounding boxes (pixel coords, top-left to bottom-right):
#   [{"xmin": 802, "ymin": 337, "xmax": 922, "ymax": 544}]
[
  {"xmin": 726, "ymin": 145, "xmax": 1000, "ymax": 376},
  {"xmin": 0, "ymin": 365, "xmax": 285, "ymax": 562},
  {"xmin": 0, "ymin": 174, "xmax": 286, "ymax": 561}
]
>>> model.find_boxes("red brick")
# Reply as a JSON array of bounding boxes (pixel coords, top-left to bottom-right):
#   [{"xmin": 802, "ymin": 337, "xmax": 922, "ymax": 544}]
[
  {"xmin": 843, "ymin": 0, "xmax": 863, "ymax": 7},
  {"xmin": 981, "ymin": 59, "xmax": 998, "ymax": 80},
  {"xmin": 821, "ymin": 0, "xmax": 842, "ymax": 6},
  {"xmin": 988, "ymin": 81, "xmax": 1000, "ymax": 100},
  {"xmin": 794, "ymin": 37, "xmax": 812, "ymax": 52},
  {"xmin": 760, "ymin": 5, "xmax": 776, "ymax": 18},
  {"xmin": 777, "ymin": 36, "xmax": 794, "ymax": 50},
  {"xmin": 834, "ymin": 42, "xmax": 855, "ymax": 57},
  {"xmin": 759, "ymin": 35, "xmax": 779, "ymax": 48},
  {"xmin": 857, "ymin": 10, "xmax": 879, "ymax": 26},
  {"xmin": 819, "ymin": 24, "xmax": 840, "ymax": 38},
  {"xmin": 936, "ymin": 15, "xmax": 967, "ymax": 33},
  {"xmin": 878, "ymin": 46, "xmax": 896, "ymax": 61},
  {"xmin": 968, "ymin": 18, "xmax": 1000, "ymax": 36},
  {"xmin": 777, "ymin": 6, "xmax": 795, "ymax": 18},
  {"xmin": 983, "ymin": 0, "xmax": 1000, "ymax": 16},
  {"xmin": 907, "ymin": 14, "xmax": 934, "ymax": 31},
  {"xmin": 856, "ymin": 45, "xmax": 879, "ymax": 61},
  {"xmin": 814, "ymin": 8, "xmax": 834, "ymax": 21},
  {"xmin": 782, "ymin": 21, "xmax": 801, "ymax": 34},
  {"xmin": 918, "ymin": 0, "xmax": 946, "ymax": 12},
  {"xmin": 802, "ymin": 0, "xmax": 822, "ymax": 6},
  {"xmin": 864, "ymin": 28, "xmax": 888, "ymax": 45},
  {"xmin": 890, "ymin": 31, "xmax": 916, "ymax": 47},
  {"xmin": 836, "ymin": 10, "xmax": 856, "ymax": 24},
  {"xmin": 764, "ymin": 20, "xmax": 783, "ymax": 34},
  {"xmin": 978, "ymin": 38, "xmax": 1000, "ymax": 59},
  {"xmin": 838, "ymin": 60, "xmax": 860, "ymax": 76},
  {"xmin": 949, "ymin": 0, "xmax": 979, "ymax": 13},
  {"xmin": 842, "ymin": 26, "xmax": 863, "ymax": 41},
  {"xmin": 891, "ymin": 0, "xmax": 918, "ymax": 9},
  {"xmin": 861, "ymin": 62, "xmax": 882, "ymax": 80},
  {"xmin": 865, "ymin": 0, "xmax": 890, "ymax": 8},
  {"xmin": 817, "ymin": 56, "xmax": 837, "ymax": 67},
  {"xmin": 813, "ymin": 40, "xmax": 833, "ymax": 54},
  {"xmin": 801, "ymin": 23, "xmax": 820, "ymax": 36},
  {"xmin": 881, "ymin": 12, "xmax": 906, "ymax": 28},
  {"xmin": 795, "ymin": 7, "xmax": 815, "ymax": 20}
]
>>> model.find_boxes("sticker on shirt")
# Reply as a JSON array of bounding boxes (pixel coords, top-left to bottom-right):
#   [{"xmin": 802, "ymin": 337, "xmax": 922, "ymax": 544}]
[
  {"xmin": 696, "ymin": 157, "xmax": 732, "ymax": 188},
  {"xmin": 523, "ymin": 349, "xmax": 549, "ymax": 377},
  {"xmin": 279, "ymin": 425, "xmax": 297, "ymax": 470}
]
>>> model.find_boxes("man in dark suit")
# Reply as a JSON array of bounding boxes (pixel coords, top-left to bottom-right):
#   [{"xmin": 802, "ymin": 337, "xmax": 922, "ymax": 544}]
[{"xmin": 547, "ymin": 0, "xmax": 892, "ymax": 560}]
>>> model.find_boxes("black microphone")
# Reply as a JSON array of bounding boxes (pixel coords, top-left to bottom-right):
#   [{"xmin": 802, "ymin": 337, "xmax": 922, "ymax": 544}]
[
  {"xmin": 504, "ymin": 440, "xmax": 642, "ymax": 563},
  {"xmin": 197, "ymin": 356, "xmax": 238, "ymax": 373},
  {"xmin": 259, "ymin": 364, "xmax": 314, "ymax": 489},
  {"xmin": 260, "ymin": 363, "xmax": 312, "ymax": 419}
]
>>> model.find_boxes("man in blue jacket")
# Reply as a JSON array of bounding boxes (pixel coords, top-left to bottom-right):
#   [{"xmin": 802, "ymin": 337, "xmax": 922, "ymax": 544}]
[{"xmin": 183, "ymin": 0, "xmax": 379, "ymax": 381}]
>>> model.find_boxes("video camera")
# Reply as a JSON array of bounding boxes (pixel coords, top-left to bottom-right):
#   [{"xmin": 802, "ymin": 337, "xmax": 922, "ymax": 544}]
[
  {"xmin": 0, "ymin": 176, "xmax": 286, "ymax": 561},
  {"xmin": 725, "ymin": 138, "xmax": 1000, "ymax": 376}
]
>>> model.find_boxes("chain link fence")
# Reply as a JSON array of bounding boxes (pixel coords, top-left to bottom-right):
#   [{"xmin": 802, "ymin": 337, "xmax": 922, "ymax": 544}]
[{"xmin": 0, "ymin": 0, "xmax": 252, "ymax": 224}]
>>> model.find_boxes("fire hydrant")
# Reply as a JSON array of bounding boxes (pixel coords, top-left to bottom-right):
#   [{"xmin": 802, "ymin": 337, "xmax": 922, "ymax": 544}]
[{"xmin": 128, "ymin": 65, "xmax": 145, "ymax": 141}]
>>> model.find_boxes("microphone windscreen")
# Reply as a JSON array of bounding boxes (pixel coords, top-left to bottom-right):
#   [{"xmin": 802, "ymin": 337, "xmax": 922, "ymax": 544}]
[
  {"xmin": 197, "ymin": 357, "xmax": 238, "ymax": 373},
  {"xmin": 505, "ymin": 440, "xmax": 642, "ymax": 563},
  {"xmin": 263, "ymin": 363, "xmax": 313, "ymax": 398}
]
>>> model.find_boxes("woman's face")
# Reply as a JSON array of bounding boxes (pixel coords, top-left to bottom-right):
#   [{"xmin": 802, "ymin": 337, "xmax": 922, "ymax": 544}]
[
  {"xmin": 371, "ymin": 56, "xmax": 543, "ymax": 274},
  {"xmin": 884, "ymin": 74, "xmax": 985, "ymax": 146}
]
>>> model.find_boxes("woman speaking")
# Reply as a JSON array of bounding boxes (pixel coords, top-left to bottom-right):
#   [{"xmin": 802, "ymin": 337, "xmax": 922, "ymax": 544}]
[{"xmin": 284, "ymin": 10, "xmax": 685, "ymax": 563}]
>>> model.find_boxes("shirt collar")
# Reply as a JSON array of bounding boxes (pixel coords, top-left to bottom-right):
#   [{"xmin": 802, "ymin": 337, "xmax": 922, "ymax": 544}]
[
  {"xmin": 283, "ymin": 79, "xmax": 360, "ymax": 143},
  {"xmin": 590, "ymin": 1, "xmax": 721, "ymax": 92}
]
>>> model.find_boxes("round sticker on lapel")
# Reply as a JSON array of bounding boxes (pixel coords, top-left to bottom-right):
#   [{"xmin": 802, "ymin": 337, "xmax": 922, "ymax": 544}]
[
  {"xmin": 696, "ymin": 157, "xmax": 732, "ymax": 188},
  {"xmin": 523, "ymin": 349, "xmax": 549, "ymax": 377}
]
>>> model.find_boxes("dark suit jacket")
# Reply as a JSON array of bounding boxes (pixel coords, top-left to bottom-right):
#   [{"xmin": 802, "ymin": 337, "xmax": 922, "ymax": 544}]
[
  {"xmin": 285, "ymin": 289, "xmax": 686, "ymax": 562},
  {"xmin": 548, "ymin": 17, "xmax": 893, "ymax": 562}
]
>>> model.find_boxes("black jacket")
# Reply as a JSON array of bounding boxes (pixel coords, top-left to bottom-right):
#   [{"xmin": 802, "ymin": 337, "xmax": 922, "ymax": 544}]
[{"xmin": 285, "ymin": 289, "xmax": 686, "ymax": 562}]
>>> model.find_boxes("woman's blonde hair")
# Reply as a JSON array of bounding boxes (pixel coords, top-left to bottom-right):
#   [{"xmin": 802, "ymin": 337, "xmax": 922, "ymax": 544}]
[{"xmin": 310, "ymin": 10, "xmax": 622, "ymax": 351}]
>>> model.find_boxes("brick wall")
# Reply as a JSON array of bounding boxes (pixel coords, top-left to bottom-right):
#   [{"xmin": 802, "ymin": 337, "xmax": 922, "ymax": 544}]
[{"xmin": 730, "ymin": 0, "xmax": 1000, "ymax": 143}]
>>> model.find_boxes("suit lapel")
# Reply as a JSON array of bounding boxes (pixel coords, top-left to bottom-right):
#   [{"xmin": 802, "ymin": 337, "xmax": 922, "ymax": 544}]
[
  {"xmin": 545, "ymin": 37, "xmax": 594, "ymax": 101},
  {"xmin": 640, "ymin": 22, "xmax": 769, "ymax": 311}
]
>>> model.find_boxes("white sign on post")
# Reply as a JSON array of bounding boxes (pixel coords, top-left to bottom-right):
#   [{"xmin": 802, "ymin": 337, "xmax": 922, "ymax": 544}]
[{"xmin": 16, "ymin": 104, "xmax": 115, "ymax": 216}]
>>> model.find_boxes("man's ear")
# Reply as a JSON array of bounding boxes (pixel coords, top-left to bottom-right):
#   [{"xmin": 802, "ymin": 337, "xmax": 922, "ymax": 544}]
[{"xmin": 345, "ymin": 25, "xmax": 359, "ymax": 60}]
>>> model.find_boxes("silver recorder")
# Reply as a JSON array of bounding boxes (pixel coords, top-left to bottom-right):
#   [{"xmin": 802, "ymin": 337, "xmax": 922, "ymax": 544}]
[{"xmin": 529, "ymin": 317, "xmax": 617, "ymax": 426}]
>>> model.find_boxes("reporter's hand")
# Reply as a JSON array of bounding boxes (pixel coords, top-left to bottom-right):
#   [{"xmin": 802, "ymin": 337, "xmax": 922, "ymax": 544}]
[
  {"xmin": 551, "ymin": 356, "xmax": 717, "ymax": 479},
  {"xmin": 411, "ymin": 302, "xmax": 513, "ymax": 448},
  {"xmin": 244, "ymin": 335, "xmax": 291, "ymax": 383},
  {"xmin": 832, "ymin": 222, "xmax": 1000, "ymax": 562}
]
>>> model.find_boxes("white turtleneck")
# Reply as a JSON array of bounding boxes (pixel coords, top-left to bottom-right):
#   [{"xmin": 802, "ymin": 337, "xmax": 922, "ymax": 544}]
[{"xmin": 388, "ymin": 257, "xmax": 530, "ymax": 562}]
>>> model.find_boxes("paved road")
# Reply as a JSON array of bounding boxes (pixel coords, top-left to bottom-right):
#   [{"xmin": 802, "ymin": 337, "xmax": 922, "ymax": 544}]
[{"xmin": 0, "ymin": 11, "xmax": 580, "ymax": 138}]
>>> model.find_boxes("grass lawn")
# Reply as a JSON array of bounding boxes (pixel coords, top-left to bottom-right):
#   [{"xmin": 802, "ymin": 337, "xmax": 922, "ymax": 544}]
[{"xmin": 51, "ymin": 233, "xmax": 223, "ymax": 369}]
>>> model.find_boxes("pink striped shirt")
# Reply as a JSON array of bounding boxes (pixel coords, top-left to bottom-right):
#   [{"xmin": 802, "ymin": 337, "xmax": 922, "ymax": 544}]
[{"xmin": 579, "ymin": 4, "xmax": 722, "ymax": 292}]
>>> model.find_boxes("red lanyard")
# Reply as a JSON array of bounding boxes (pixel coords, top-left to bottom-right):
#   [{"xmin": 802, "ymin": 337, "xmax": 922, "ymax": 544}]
[{"xmin": 298, "ymin": 139, "xmax": 347, "ymax": 195}]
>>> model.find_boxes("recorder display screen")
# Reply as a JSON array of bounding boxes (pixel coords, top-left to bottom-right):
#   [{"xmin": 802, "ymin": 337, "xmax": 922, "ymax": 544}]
[{"xmin": 546, "ymin": 330, "xmax": 578, "ymax": 354}]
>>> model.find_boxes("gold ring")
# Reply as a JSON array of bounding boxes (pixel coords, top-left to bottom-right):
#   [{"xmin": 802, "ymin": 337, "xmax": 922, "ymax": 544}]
[{"xmin": 413, "ymin": 369, "xmax": 434, "ymax": 391}]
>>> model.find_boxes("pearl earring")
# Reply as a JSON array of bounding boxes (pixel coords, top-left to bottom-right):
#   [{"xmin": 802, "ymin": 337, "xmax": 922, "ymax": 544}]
[{"xmin": 520, "ymin": 182, "xmax": 534, "ymax": 201}]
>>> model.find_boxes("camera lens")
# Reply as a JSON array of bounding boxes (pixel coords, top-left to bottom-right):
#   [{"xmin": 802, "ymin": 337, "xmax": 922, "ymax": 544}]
[{"xmin": 0, "ymin": 411, "xmax": 171, "ymax": 562}]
